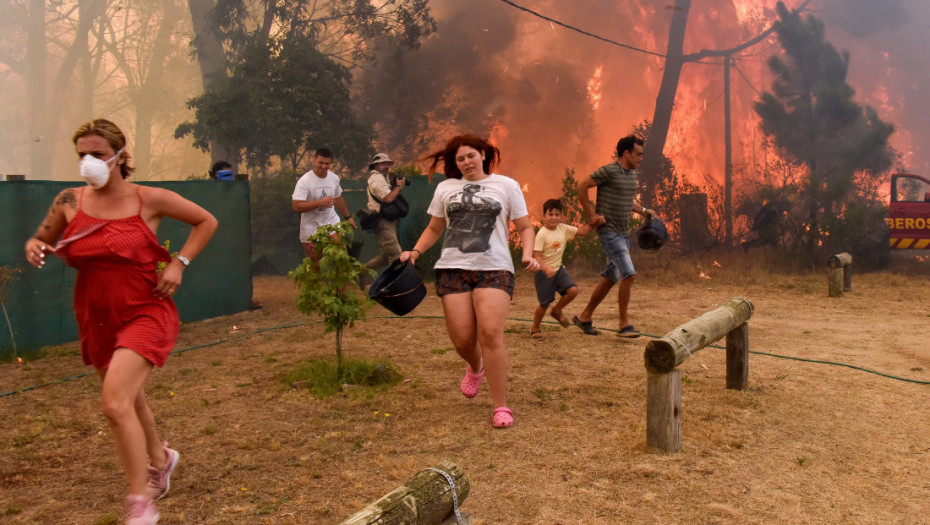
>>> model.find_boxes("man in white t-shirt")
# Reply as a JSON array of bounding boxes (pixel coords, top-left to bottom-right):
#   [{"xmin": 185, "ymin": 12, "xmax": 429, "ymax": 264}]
[{"xmin": 291, "ymin": 148, "xmax": 355, "ymax": 263}]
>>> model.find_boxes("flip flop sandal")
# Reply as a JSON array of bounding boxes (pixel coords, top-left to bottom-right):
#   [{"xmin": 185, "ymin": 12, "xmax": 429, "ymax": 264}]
[
  {"xmin": 460, "ymin": 366, "xmax": 485, "ymax": 398},
  {"xmin": 530, "ymin": 330, "xmax": 546, "ymax": 341},
  {"xmin": 492, "ymin": 406, "xmax": 514, "ymax": 428},
  {"xmin": 573, "ymin": 316, "xmax": 600, "ymax": 336},
  {"xmin": 617, "ymin": 325, "xmax": 641, "ymax": 338},
  {"xmin": 550, "ymin": 311, "xmax": 571, "ymax": 328}
]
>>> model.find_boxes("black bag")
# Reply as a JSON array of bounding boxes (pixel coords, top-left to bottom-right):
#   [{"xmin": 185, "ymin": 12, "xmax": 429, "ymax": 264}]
[
  {"xmin": 355, "ymin": 208, "xmax": 379, "ymax": 231},
  {"xmin": 378, "ymin": 194, "xmax": 410, "ymax": 220}
]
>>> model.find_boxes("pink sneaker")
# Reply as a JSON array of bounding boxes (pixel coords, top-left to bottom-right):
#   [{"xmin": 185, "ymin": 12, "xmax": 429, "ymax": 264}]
[
  {"xmin": 125, "ymin": 494, "xmax": 159, "ymax": 525},
  {"xmin": 147, "ymin": 442, "xmax": 179, "ymax": 501}
]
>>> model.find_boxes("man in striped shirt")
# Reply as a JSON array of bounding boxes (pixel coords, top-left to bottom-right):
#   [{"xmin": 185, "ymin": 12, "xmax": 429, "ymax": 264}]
[{"xmin": 573, "ymin": 135, "xmax": 656, "ymax": 338}]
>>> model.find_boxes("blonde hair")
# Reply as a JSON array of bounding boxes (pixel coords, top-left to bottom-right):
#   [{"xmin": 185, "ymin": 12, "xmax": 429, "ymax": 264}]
[{"xmin": 72, "ymin": 119, "xmax": 135, "ymax": 179}]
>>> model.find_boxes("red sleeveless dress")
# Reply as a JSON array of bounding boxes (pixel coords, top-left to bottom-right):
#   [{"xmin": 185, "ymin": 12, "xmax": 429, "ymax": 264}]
[{"xmin": 56, "ymin": 187, "xmax": 180, "ymax": 368}]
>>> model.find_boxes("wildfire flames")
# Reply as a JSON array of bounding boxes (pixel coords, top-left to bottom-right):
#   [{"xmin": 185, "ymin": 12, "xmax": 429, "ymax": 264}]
[
  {"xmin": 586, "ymin": 66, "xmax": 603, "ymax": 111},
  {"xmin": 402, "ymin": 0, "xmax": 919, "ymax": 220}
]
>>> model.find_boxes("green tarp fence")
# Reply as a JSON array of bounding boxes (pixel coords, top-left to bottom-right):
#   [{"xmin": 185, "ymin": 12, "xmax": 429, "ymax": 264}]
[
  {"xmin": 0, "ymin": 181, "xmax": 253, "ymax": 360},
  {"xmin": 250, "ymin": 176, "xmax": 443, "ymax": 277}
]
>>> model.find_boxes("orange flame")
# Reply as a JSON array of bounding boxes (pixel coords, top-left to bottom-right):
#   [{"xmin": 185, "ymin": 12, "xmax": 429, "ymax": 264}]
[
  {"xmin": 587, "ymin": 66, "xmax": 603, "ymax": 111},
  {"xmin": 698, "ymin": 271, "xmax": 711, "ymax": 280},
  {"xmin": 17, "ymin": 357, "xmax": 24, "ymax": 364},
  {"xmin": 712, "ymin": 261, "xmax": 722, "ymax": 268}
]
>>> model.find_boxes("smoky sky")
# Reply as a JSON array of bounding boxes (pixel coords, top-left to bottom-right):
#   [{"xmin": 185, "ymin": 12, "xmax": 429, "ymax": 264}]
[
  {"xmin": 358, "ymin": 0, "xmax": 930, "ymax": 215},
  {"xmin": 818, "ymin": 0, "xmax": 908, "ymax": 38}
]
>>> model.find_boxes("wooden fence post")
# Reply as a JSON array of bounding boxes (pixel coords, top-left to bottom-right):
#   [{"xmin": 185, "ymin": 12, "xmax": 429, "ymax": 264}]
[
  {"xmin": 646, "ymin": 370, "xmax": 682, "ymax": 454},
  {"xmin": 828, "ymin": 252, "xmax": 853, "ymax": 297},
  {"xmin": 644, "ymin": 298, "xmax": 754, "ymax": 454},
  {"xmin": 725, "ymin": 323, "xmax": 749, "ymax": 390}
]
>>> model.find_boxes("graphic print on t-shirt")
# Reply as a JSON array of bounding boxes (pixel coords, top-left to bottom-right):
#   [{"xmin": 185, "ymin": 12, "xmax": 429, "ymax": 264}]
[
  {"xmin": 444, "ymin": 184, "xmax": 503, "ymax": 253},
  {"xmin": 312, "ymin": 188, "xmax": 328, "ymax": 214}
]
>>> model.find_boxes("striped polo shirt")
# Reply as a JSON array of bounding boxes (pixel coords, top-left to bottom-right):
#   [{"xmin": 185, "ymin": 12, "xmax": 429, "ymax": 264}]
[{"xmin": 591, "ymin": 161, "xmax": 638, "ymax": 235}]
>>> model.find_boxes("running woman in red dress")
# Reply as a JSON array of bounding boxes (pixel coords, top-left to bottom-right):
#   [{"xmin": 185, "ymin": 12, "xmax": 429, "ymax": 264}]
[{"xmin": 24, "ymin": 119, "xmax": 218, "ymax": 525}]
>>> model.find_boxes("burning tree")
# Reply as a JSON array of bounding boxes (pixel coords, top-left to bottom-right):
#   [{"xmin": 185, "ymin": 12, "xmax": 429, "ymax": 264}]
[{"xmin": 753, "ymin": 2, "xmax": 895, "ymax": 265}]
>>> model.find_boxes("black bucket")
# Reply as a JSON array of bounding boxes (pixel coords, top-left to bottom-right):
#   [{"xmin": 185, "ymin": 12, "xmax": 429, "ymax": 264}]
[
  {"xmin": 637, "ymin": 217, "xmax": 669, "ymax": 253},
  {"xmin": 367, "ymin": 260, "xmax": 427, "ymax": 316}
]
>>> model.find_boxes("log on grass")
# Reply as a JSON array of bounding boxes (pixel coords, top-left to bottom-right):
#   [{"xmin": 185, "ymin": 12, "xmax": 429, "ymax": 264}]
[
  {"xmin": 341, "ymin": 461, "xmax": 470, "ymax": 525},
  {"xmin": 644, "ymin": 297, "xmax": 754, "ymax": 374}
]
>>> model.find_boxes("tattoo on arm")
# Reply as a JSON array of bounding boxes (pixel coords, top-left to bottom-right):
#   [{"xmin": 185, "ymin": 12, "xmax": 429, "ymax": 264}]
[
  {"xmin": 55, "ymin": 189, "xmax": 77, "ymax": 209},
  {"xmin": 34, "ymin": 189, "xmax": 74, "ymax": 239}
]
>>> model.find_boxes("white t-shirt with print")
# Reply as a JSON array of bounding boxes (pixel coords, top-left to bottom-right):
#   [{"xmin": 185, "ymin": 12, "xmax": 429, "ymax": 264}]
[
  {"xmin": 427, "ymin": 174, "xmax": 529, "ymax": 273},
  {"xmin": 292, "ymin": 170, "xmax": 343, "ymax": 242}
]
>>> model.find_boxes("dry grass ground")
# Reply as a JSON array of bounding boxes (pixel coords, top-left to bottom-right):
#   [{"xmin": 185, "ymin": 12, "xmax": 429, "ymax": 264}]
[{"xmin": 2, "ymin": 250, "xmax": 930, "ymax": 524}]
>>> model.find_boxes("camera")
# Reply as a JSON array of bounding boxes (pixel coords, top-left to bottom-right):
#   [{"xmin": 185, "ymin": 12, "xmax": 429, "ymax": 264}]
[{"xmin": 391, "ymin": 174, "xmax": 412, "ymax": 187}]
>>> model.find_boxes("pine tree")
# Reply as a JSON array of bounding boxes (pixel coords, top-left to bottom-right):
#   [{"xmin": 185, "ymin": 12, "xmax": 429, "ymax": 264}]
[{"xmin": 753, "ymin": 2, "xmax": 895, "ymax": 258}]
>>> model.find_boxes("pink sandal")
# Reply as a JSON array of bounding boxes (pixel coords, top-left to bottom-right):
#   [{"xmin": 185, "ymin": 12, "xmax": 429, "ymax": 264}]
[
  {"xmin": 492, "ymin": 407, "xmax": 514, "ymax": 428},
  {"xmin": 460, "ymin": 366, "xmax": 485, "ymax": 398}
]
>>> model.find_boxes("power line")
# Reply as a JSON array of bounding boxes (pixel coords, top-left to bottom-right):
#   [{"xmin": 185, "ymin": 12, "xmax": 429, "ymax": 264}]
[{"xmin": 490, "ymin": 0, "xmax": 666, "ymax": 58}]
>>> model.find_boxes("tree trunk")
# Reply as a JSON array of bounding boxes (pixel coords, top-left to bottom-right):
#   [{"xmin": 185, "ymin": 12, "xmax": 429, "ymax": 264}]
[
  {"xmin": 134, "ymin": 1, "xmax": 183, "ymax": 177},
  {"xmin": 187, "ymin": 0, "xmax": 238, "ymax": 165},
  {"xmin": 27, "ymin": 0, "xmax": 49, "ymax": 180},
  {"xmin": 335, "ymin": 325, "xmax": 344, "ymax": 376},
  {"xmin": 640, "ymin": 0, "xmax": 690, "ymax": 209}
]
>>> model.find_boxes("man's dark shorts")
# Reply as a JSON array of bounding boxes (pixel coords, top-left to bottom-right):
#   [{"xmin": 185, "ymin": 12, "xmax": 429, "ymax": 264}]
[
  {"xmin": 533, "ymin": 266, "xmax": 577, "ymax": 307},
  {"xmin": 435, "ymin": 269, "xmax": 515, "ymax": 299}
]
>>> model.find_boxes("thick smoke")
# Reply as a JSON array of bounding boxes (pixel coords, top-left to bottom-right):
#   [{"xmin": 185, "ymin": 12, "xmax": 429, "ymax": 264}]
[{"xmin": 358, "ymin": 0, "xmax": 930, "ymax": 216}]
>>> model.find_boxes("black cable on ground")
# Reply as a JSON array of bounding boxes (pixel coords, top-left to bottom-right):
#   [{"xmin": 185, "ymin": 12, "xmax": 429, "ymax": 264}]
[{"xmin": 3, "ymin": 315, "xmax": 928, "ymax": 398}]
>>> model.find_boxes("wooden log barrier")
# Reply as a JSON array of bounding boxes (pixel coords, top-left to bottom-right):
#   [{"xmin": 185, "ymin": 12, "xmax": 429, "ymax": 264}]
[
  {"xmin": 644, "ymin": 297, "xmax": 754, "ymax": 374},
  {"xmin": 341, "ymin": 461, "xmax": 470, "ymax": 525},
  {"xmin": 828, "ymin": 252, "xmax": 853, "ymax": 296},
  {"xmin": 646, "ymin": 370, "xmax": 682, "ymax": 454},
  {"xmin": 725, "ymin": 323, "xmax": 749, "ymax": 390}
]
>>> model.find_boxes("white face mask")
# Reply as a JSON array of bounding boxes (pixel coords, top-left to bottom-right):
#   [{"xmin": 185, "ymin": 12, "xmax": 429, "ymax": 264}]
[{"xmin": 79, "ymin": 148, "xmax": 122, "ymax": 189}]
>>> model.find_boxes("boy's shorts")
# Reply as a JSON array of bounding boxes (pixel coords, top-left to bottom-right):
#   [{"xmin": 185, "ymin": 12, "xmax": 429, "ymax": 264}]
[
  {"xmin": 533, "ymin": 266, "xmax": 577, "ymax": 306},
  {"xmin": 435, "ymin": 268, "xmax": 515, "ymax": 299},
  {"xmin": 598, "ymin": 230, "xmax": 636, "ymax": 283}
]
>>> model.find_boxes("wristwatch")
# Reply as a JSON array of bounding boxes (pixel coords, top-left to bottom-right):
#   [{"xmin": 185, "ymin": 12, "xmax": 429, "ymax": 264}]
[{"xmin": 176, "ymin": 255, "xmax": 190, "ymax": 267}]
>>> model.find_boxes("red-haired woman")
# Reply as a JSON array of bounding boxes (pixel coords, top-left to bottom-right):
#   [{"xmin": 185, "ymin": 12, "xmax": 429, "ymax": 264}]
[{"xmin": 399, "ymin": 134, "xmax": 537, "ymax": 428}]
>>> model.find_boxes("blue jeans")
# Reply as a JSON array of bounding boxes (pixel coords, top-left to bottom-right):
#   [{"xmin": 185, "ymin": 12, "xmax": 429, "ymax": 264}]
[{"xmin": 598, "ymin": 230, "xmax": 636, "ymax": 283}]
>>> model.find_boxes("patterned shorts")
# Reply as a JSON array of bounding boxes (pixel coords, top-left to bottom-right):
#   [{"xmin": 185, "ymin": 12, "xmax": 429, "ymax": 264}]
[{"xmin": 435, "ymin": 269, "xmax": 515, "ymax": 298}]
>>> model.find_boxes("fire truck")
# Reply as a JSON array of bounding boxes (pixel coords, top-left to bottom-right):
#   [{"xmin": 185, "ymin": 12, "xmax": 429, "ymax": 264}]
[{"xmin": 888, "ymin": 173, "xmax": 930, "ymax": 249}]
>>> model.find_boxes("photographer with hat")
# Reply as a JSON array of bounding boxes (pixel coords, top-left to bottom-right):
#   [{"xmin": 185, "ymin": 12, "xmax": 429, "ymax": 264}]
[{"xmin": 363, "ymin": 153, "xmax": 405, "ymax": 271}]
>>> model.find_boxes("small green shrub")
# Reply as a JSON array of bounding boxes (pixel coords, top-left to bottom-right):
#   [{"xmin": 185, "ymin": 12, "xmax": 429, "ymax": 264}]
[{"xmin": 281, "ymin": 358, "xmax": 402, "ymax": 398}]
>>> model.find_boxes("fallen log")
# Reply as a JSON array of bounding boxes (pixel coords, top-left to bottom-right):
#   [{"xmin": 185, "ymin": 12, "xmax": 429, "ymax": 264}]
[
  {"xmin": 644, "ymin": 297, "xmax": 754, "ymax": 374},
  {"xmin": 340, "ymin": 461, "xmax": 470, "ymax": 525}
]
